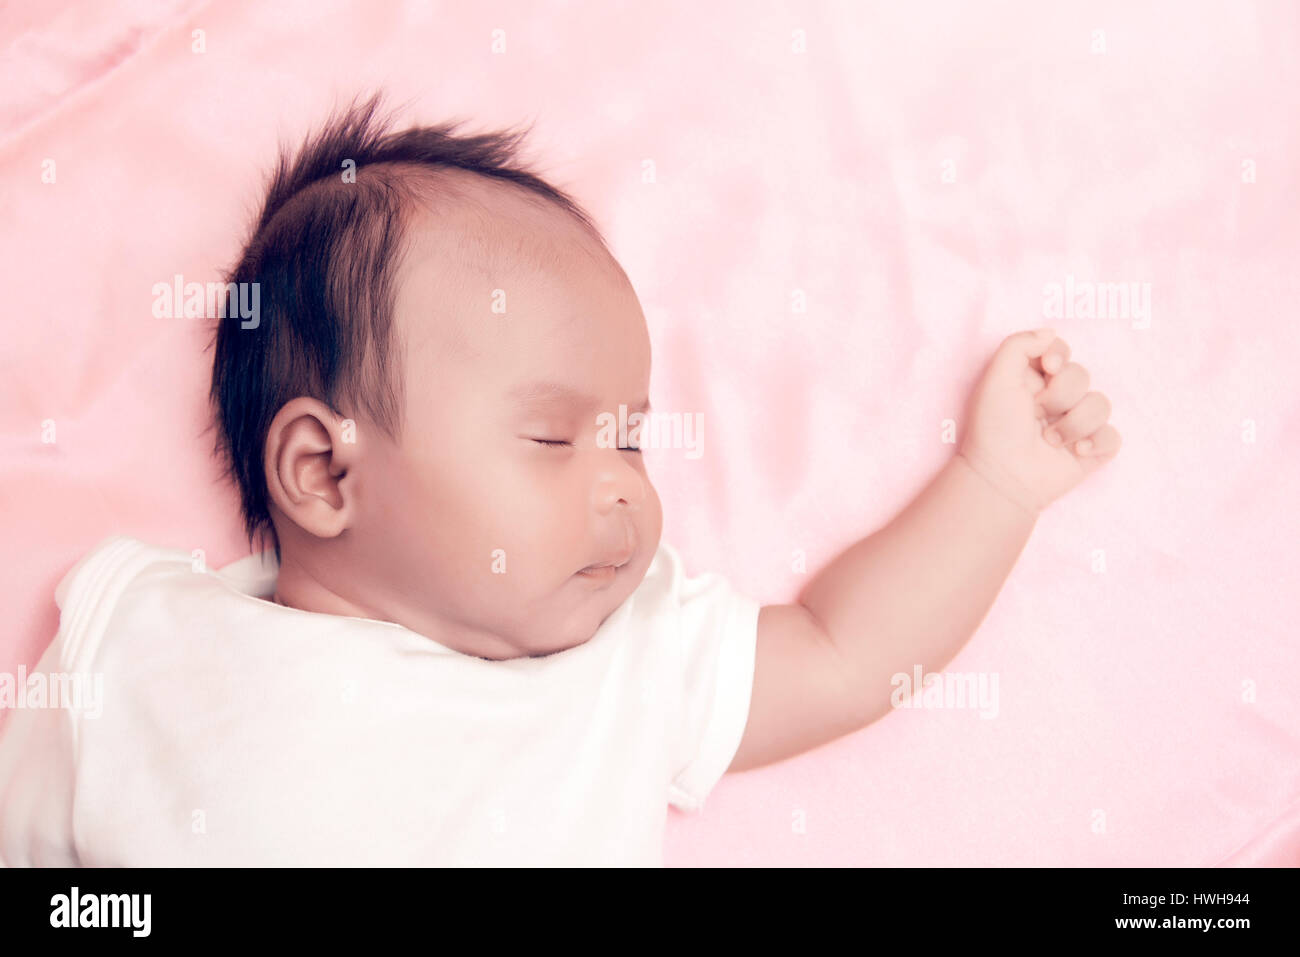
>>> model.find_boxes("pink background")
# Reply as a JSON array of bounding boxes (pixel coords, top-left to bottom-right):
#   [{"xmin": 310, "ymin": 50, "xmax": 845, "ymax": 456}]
[{"xmin": 2, "ymin": 0, "xmax": 1297, "ymax": 866}]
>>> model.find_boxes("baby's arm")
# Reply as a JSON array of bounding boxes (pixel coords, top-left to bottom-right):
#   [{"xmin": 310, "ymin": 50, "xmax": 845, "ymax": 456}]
[{"xmin": 728, "ymin": 329, "xmax": 1120, "ymax": 773}]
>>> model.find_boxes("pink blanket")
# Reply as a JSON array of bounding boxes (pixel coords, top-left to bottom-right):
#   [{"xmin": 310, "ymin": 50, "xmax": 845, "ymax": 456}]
[{"xmin": 3, "ymin": 0, "xmax": 1297, "ymax": 866}]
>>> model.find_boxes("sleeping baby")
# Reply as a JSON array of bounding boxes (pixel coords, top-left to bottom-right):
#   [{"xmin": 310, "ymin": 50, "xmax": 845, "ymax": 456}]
[{"xmin": 0, "ymin": 95, "xmax": 1119, "ymax": 866}]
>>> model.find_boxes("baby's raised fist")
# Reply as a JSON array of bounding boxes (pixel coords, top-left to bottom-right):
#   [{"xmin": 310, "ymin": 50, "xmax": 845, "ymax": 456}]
[{"xmin": 957, "ymin": 329, "xmax": 1121, "ymax": 514}]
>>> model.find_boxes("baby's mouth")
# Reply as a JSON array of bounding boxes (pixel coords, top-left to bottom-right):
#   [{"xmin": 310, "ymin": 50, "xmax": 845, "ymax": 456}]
[
  {"xmin": 576, "ymin": 564, "xmax": 620, "ymax": 583},
  {"xmin": 575, "ymin": 551, "xmax": 633, "ymax": 583}
]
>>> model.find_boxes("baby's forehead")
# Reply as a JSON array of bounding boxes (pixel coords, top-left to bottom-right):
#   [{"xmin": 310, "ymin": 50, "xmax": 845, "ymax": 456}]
[
  {"xmin": 389, "ymin": 167, "xmax": 644, "ymax": 387},
  {"xmin": 401, "ymin": 166, "xmax": 601, "ymax": 270},
  {"xmin": 394, "ymin": 208, "xmax": 607, "ymax": 349},
  {"xmin": 394, "ymin": 174, "xmax": 627, "ymax": 327},
  {"xmin": 400, "ymin": 196, "xmax": 608, "ymax": 293}
]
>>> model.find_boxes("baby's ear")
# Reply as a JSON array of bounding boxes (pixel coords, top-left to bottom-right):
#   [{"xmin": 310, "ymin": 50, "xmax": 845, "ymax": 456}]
[{"xmin": 263, "ymin": 397, "xmax": 360, "ymax": 540}]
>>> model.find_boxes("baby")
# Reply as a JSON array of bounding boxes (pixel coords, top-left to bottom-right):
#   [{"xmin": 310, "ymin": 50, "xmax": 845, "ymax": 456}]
[{"xmin": 0, "ymin": 96, "xmax": 1119, "ymax": 867}]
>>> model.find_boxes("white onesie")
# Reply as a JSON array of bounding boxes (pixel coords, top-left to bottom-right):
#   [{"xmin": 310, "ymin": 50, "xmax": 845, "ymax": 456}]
[{"xmin": 0, "ymin": 534, "xmax": 759, "ymax": 866}]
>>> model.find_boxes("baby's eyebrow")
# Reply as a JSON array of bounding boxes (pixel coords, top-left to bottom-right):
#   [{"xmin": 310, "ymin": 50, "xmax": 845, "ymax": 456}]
[{"xmin": 508, "ymin": 380, "xmax": 650, "ymax": 412}]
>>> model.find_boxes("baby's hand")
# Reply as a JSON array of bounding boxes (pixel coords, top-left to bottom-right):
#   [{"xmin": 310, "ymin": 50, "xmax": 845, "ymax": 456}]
[{"xmin": 957, "ymin": 328, "xmax": 1121, "ymax": 515}]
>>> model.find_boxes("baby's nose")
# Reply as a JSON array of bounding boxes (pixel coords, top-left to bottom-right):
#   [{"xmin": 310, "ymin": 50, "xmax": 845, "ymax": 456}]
[{"xmin": 592, "ymin": 459, "xmax": 646, "ymax": 513}]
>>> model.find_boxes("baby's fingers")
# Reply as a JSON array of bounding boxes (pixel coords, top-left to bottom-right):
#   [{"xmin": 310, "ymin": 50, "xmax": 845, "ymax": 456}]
[
  {"xmin": 1036, "ymin": 361, "xmax": 1090, "ymax": 416},
  {"xmin": 1073, "ymin": 423, "xmax": 1122, "ymax": 460},
  {"xmin": 1043, "ymin": 391, "xmax": 1111, "ymax": 447},
  {"xmin": 1037, "ymin": 337, "xmax": 1072, "ymax": 376}
]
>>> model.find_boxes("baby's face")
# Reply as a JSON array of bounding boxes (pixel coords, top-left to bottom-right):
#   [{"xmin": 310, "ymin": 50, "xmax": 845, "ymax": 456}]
[{"xmin": 356, "ymin": 207, "xmax": 662, "ymax": 659}]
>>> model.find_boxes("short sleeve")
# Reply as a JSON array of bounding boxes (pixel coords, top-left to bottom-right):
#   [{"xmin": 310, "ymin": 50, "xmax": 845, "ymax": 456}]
[
  {"xmin": 0, "ymin": 643, "xmax": 81, "ymax": 866},
  {"xmin": 0, "ymin": 535, "xmax": 152, "ymax": 866},
  {"xmin": 662, "ymin": 544, "xmax": 761, "ymax": 813}
]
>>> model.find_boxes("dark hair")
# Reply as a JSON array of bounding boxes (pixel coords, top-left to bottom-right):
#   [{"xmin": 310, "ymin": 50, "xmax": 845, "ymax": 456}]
[{"xmin": 207, "ymin": 93, "xmax": 607, "ymax": 563}]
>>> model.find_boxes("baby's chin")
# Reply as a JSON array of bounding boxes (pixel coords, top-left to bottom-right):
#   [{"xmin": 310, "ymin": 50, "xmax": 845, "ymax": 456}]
[
  {"xmin": 508, "ymin": 568, "xmax": 645, "ymax": 658},
  {"xmin": 530, "ymin": 606, "xmax": 620, "ymax": 658}
]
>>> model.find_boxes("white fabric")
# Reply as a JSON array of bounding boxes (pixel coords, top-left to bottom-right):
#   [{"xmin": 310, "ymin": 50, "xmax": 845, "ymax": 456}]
[{"xmin": 0, "ymin": 535, "xmax": 759, "ymax": 866}]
